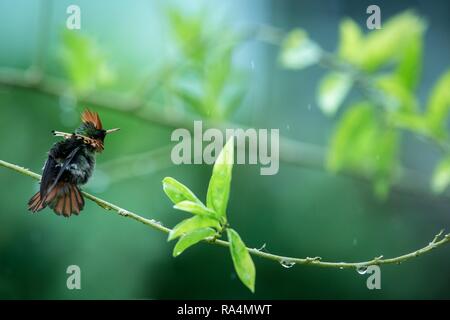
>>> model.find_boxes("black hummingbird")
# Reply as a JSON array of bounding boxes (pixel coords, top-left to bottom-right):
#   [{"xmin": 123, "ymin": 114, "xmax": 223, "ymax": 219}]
[{"xmin": 28, "ymin": 109, "xmax": 119, "ymax": 217}]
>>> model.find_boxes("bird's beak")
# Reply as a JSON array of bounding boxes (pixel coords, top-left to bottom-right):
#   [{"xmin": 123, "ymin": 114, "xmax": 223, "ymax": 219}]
[{"xmin": 106, "ymin": 128, "xmax": 120, "ymax": 134}]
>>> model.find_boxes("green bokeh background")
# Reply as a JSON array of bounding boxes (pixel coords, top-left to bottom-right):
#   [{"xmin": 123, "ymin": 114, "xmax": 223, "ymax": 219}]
[{"xmin": 0, "ymin": 0, "xmax": 449, "ymax": 299}]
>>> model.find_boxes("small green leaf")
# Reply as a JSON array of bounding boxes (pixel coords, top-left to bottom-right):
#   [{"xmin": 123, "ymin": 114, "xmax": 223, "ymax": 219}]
[
  {"xmin": 359, "ymin": 11, "xmax": 426, "ymax": 72},
  {"xmin": 279, "ymin": 29, "xmax": 322, "ymax": 70},
  {"xmin": 227, "ymin": 228, "xmax": 255, "ymax": 293},
  {"xmin": 206, "ymin": 46, "xmax": 232, "ymax": 98},
  {"xmin": 60, "ymin": 30, "xmax": 115, "ymax": 93},
  {"xmin": 168, "ymin": 215, "xmax": 221, "ymax": 241},
  {"xmin": 206, "ymin": 137, "xmax": 234, "ymax": 218},
  {"xmin": 167, "ymin": 8, "xmax": 206, "ymax": 62},
  {"xmin": 174, "ymin": 200, "xmax": 217, "ymax": 218},
  {"xmin": 388, "ymin": 113, "xmax": 429, "ymax": 136},
  {"xmin": 376, "ymin": 75, "xmax": 418, "ymax": 113},
  {"xmin": 162, "ymin": 177, "xmax": 203, "ymax": 205},
  {"xmin": 327, "ymin": 102, "xmax": 375, "ymax": 172},
  {"xmin": 317, "ymin": 72, "xmax": 352, "ymax": 116},
  {"xmin": 338, "ymin": 18, "xmax": 364, "ymax": 65},
  {"xmin": 327, "ymin": 102, "xmax": 399, "ymax": 199},
  {"xmin": 432, "ymin": 157, "xmax": 450, "ymax": 194},
  {"xmin": 426, "ymin": 70, "xmax": 450, "ymax": 139},
  {"xmin": 395, "ymin": 33, "xmax": 423, "ymax": 90},
  {"xmin": 172, "ymin": 228, "xmax": 216, "ymax": 257}
]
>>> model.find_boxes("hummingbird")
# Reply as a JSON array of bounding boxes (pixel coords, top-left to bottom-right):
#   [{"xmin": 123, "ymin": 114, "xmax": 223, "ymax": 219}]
[{"xmin": 28, "ymin": 109, "xmax": 120, "ymax": 217}]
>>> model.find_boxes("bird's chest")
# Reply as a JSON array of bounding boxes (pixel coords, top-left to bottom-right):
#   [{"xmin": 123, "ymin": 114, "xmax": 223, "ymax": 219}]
[{"xmin": 65, "ymin": 149, "xmax": 96, "ymax": 185}]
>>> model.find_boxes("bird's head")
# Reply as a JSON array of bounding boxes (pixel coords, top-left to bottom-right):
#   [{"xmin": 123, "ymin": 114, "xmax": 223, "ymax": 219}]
[{"xmin": 75, "ymin": 110, "xmax": 120, "ymax": 152}]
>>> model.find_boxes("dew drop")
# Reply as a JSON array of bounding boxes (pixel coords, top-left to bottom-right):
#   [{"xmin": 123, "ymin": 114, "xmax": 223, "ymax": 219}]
[
  {"xmin": 356, "ymin": 265, "xmax": 368, "ymax": 274},
  {"xmin": 280, "ymin": 260, "xmax": 296, "ymax": 268},
  {"xmin": 257, "ymin": 243, "xmax": 266, "ymax": 251}
]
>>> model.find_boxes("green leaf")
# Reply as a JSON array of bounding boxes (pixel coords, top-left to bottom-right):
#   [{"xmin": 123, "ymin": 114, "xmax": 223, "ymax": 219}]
[
  {"xmin": 338, "ymin": 18, "xmax": 364, "ymax": 65},
  {"xmin": 359, "ymin": 11, "xmax": 425, "ymax": 72},
  {"xmin": 167, "ymin": 8, "xmax": 206, "ymax": 62},
  {"xmin": 174, "ymin": 200, "xmax": 217, "ymax": 218},
  {"xmin": 426, "ymin": 70, "xmax": 450, "ymax": 139},
  {"xmin": 172, "ymin": 228, "xmax": 216, "ymax": 257},
  {"xmin": 432, "ymin": 157, "xmax": 450, "ymax": 194},
  {"xmin": 317, "ymin": 72, "xmax": 352, "ymax": 116},
  {"xmin": 279, "ymin": 29, "xmax": 322, "ymax": 70},
  {"xmin": 60, "ymin": 30, "xmax": 115, "ymax": 93},
  {"xmin": 227, "ymin": 228, "xmax": 255, "ymax": 293},
  {"xmin": 168, "ymin": 215, "xmax": 221, "ymax": 241},
  {"xmin": 327, "ymin": 102, "xmax": 399, "ymax": 199},
  {"xmin": 327, "ymin": 102, "xmax": 376, "ymax": 172},
  {"xmin": 395, "ymin": 33, "xmax": 423, "ymax": 90},
  {"xmin": 372, "ymin": 129, "xmax": 399, "ymax": 200},
  {"xmin": 206, "ymin": 137, "xmax": 234, "ymax": 218},
  {"xmin": 388, "ymin": 113, "xmax": 429, "ymax": 136},
  {"xmin": 205, "ymin": 46, "xmax": 232, "ymax": 98},
  {"xmin": 376, "ymin": 75, "xmax": 418, "ymax": 113},
  {"xmin": 162, "ymin": 177, "xmax": 203, "ymax": 205}
]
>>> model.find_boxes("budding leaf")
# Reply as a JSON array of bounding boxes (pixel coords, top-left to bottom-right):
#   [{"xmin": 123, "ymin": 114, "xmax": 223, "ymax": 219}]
[
  {"xmin": 162, "ymin": 177, "xmax": 203, "ymax": 205},
  {"xmin": 168, "ymin": 215, "xmax": 221, "ymax": 241},
  {"xmin": 172, "ymin": 228, "xmax": 216, "ymax": 257},
  {"xmin": 338, "ymin": 18, "xmax": 364, "ymax": 65},
  {"xmin": 426, "ymin": 70, "xmax": 450, "ymax": 139},
  {"xmin": 174, "ymin": 200, "xmax": 218, "ymax": 218},
  {"xmin": 206, "ymin": 137, "xmax": 234, "ymax": 219},
  {"xmin": 432, "ymin": 157, "xmax": 450, "ymax": 194},
  {"xmin": 279, "ymin": 28, "xmax": 322, "ymax": 70},
  {"xmin": 60, "ymin": 30, "xmax": 115, "ymax": 93},
  {"xmin": 317, "ymin": 72, "xmax": 352, "ymax": 116},
  {"xmin": 227, "ymin": 228, "xmax": 255, "ymax": 293}
]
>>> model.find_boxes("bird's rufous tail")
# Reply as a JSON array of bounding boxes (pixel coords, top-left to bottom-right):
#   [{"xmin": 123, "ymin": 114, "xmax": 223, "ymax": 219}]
[{"xmin": 28, "ymin": 182, "xmax": 85, "ymax": 217}]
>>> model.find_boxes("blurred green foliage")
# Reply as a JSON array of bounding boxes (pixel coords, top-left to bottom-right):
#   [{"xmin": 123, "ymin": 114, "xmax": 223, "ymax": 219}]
[
  {"xmin": 280, "ymin": 10, "xmax": 450, "ymax": 198},
  {"xmin": 167, "ymin": 9, "xmax": 247, "ymax": 119},
  {"xmin": 60, "ymin": 30, "xmax": 115, "ymax": 93}
]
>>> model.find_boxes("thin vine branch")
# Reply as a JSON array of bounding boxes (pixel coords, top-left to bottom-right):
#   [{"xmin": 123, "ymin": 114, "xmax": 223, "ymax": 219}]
[
  {"xmin": 0, "ymin": 67, "xmax": 438, "ymax": 200},
  {"xmin": 2, "ymin": 159, "xmax": 449, "ymax": 269}
]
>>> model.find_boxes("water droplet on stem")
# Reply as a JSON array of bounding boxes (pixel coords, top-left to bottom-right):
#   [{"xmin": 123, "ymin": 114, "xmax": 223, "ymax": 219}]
[
  {"xmin": 280, "ymin": 260, "xmax": 296, "ymax": 268},
  {"xmin": 356, "ymin": 265, "xmax": 368, "ymax": 274}
]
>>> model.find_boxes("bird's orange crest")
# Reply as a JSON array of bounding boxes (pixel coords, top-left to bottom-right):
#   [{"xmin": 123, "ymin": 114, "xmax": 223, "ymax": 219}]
[{"xmin": 81, "ymin": 109, "xmax": 103, "ymax": 130}]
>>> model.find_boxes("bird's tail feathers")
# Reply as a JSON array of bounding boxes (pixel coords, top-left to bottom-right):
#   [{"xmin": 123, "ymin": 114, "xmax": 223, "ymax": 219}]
[{"xmin": 28, "ymin": 182, "xmax": 85, "ymax": 217}]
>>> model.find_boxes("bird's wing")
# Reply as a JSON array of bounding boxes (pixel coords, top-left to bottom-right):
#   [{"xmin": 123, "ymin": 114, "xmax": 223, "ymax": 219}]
[{"xmin": 40, "ymin": 146, "xmax": 81, "ymax": 198}]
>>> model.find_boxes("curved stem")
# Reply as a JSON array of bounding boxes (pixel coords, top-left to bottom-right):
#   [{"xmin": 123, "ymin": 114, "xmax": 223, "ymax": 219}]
[{"xmin": 2, "ymin": 159, "xmax": 449, "ymax": 269}]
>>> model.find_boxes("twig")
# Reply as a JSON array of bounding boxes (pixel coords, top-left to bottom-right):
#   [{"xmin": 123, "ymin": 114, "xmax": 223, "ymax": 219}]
[{"xmin": 1, "ymin": 159, "xmax": 449, "ymax": 269}]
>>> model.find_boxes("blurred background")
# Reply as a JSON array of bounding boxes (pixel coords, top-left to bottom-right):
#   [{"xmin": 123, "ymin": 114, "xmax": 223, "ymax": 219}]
[{"xmin": 1, "ymin": 0, "xmax": 450, "ymax": 299}]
